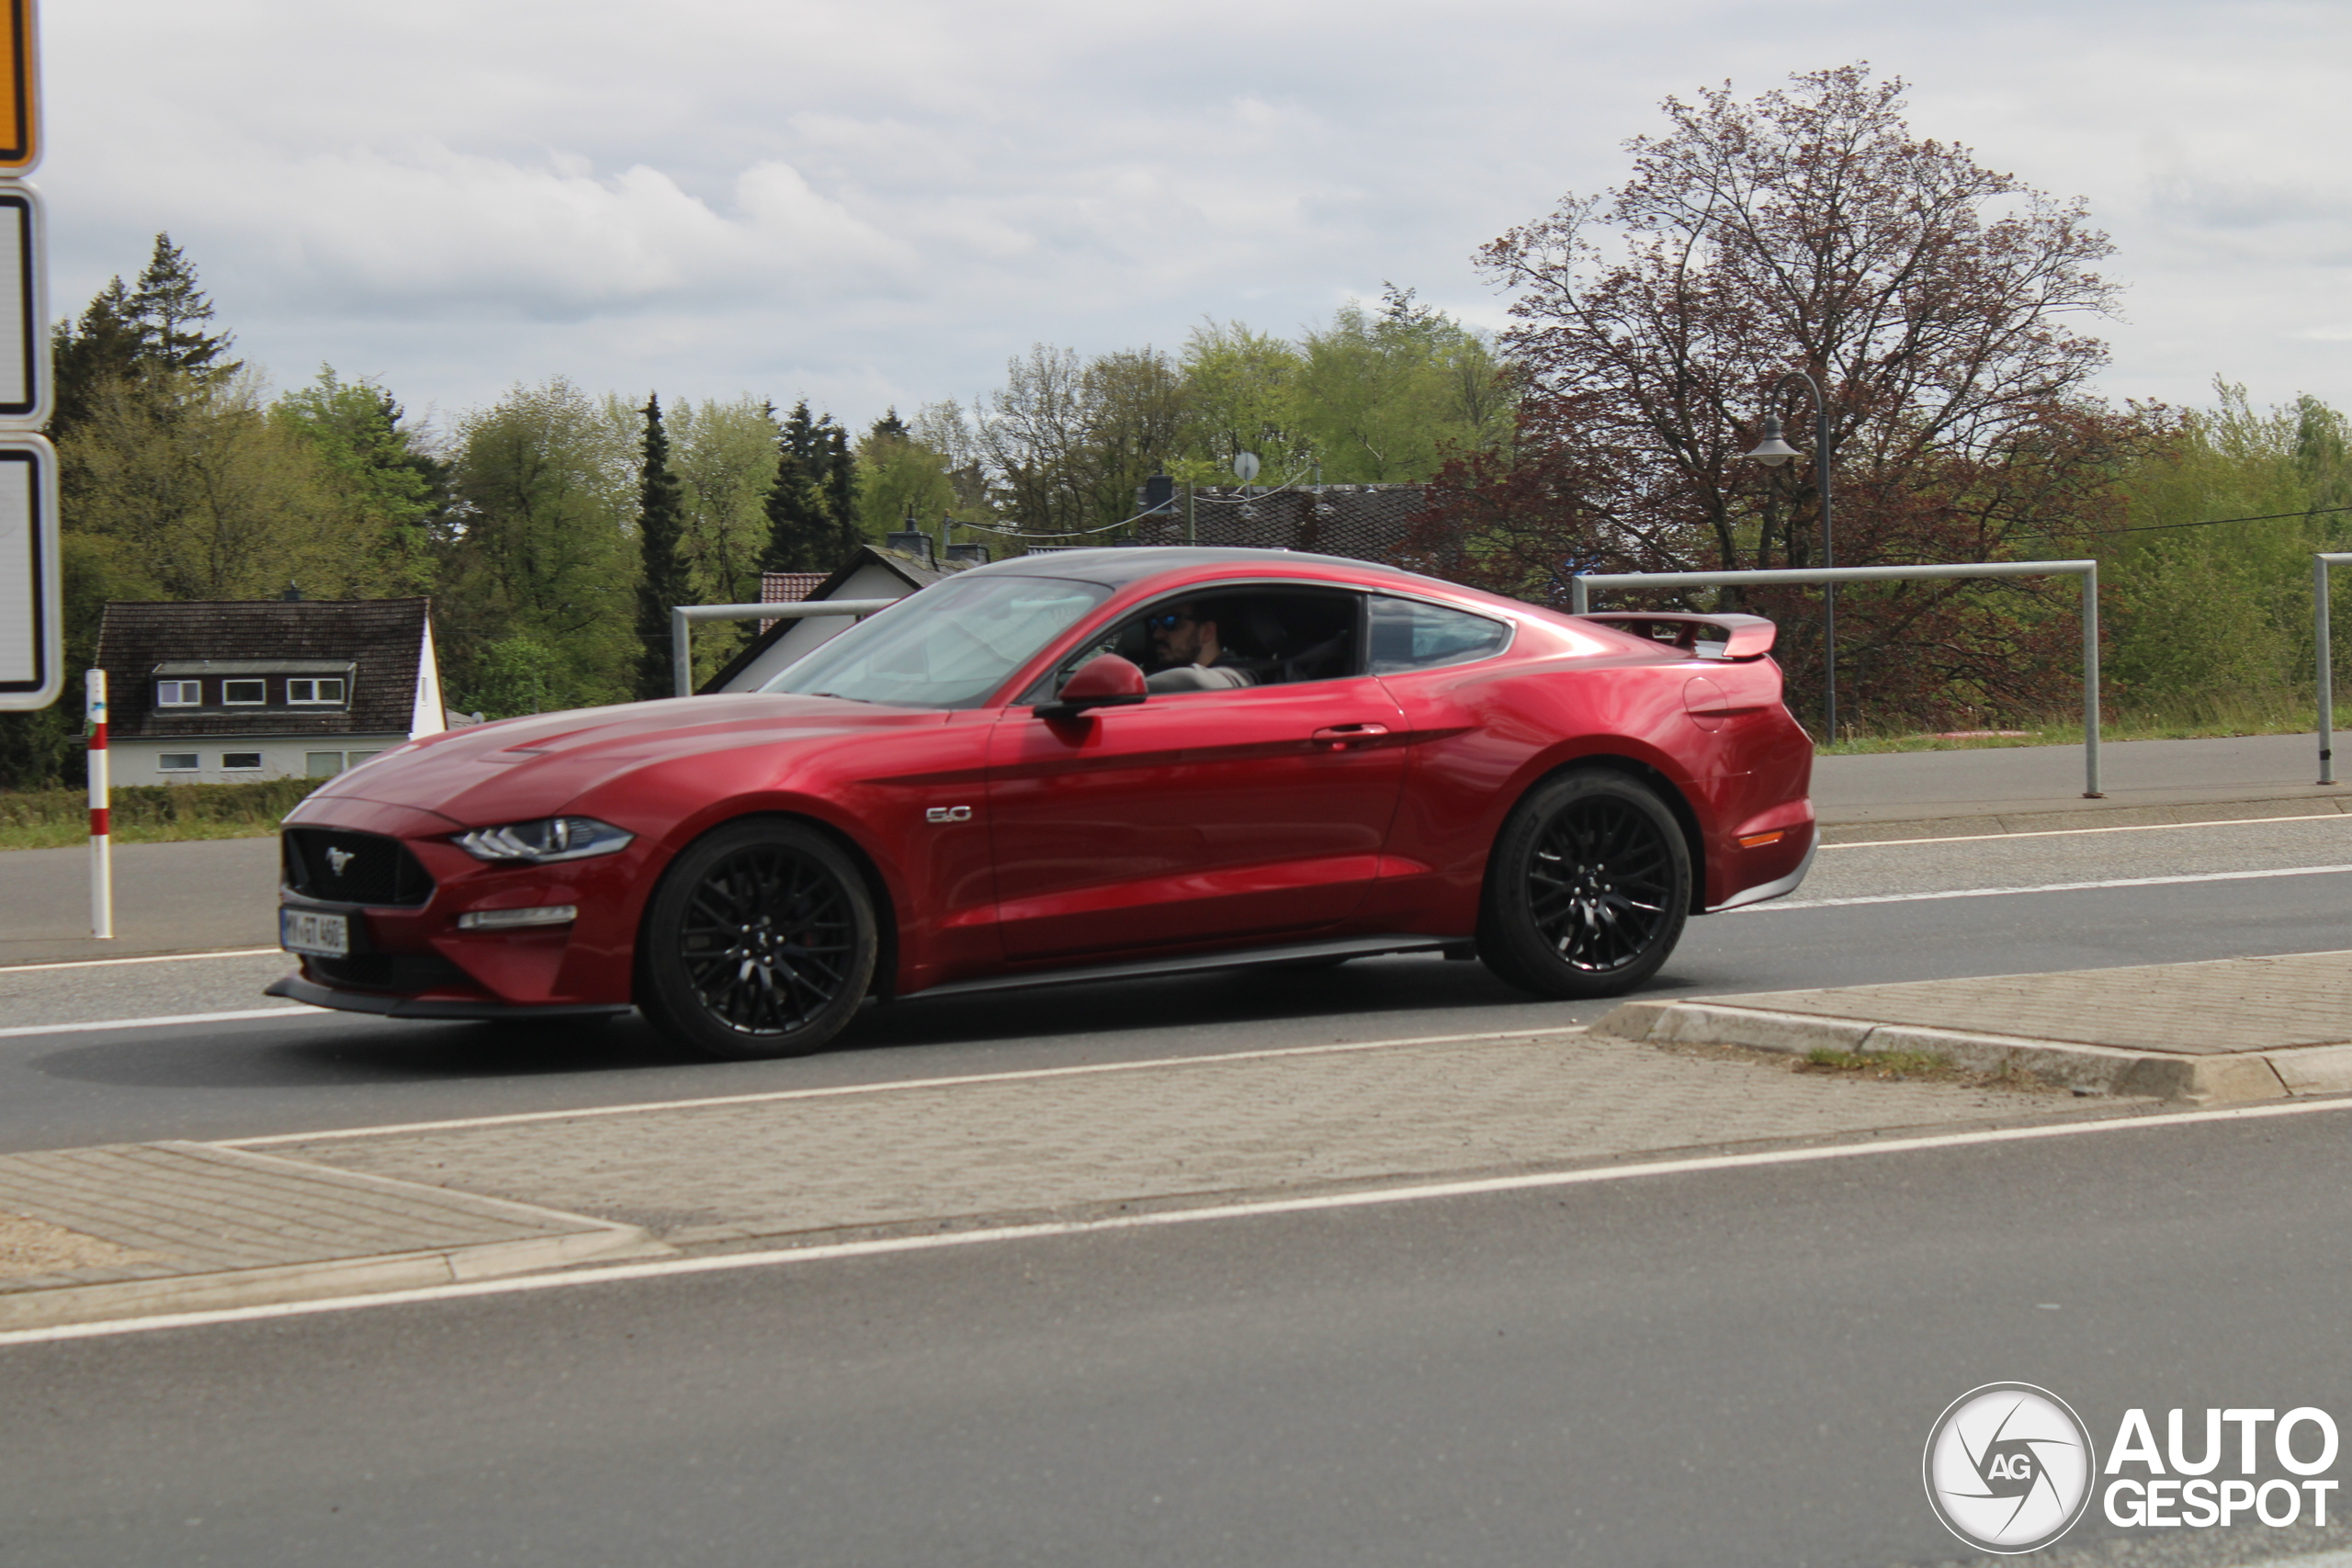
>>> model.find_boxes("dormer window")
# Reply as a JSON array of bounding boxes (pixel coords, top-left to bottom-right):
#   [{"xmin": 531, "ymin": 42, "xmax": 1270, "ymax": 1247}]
[
  {"xmin": 222, "ymin": 679, "xmax": 266, "ymax": 705},
  {"xmin": 288, "ymin": 677, "xmax": 345, "ymax": 705},
  {"xmin": 156, "ymin": 680, "xmax": 201, "ymax": 707}
]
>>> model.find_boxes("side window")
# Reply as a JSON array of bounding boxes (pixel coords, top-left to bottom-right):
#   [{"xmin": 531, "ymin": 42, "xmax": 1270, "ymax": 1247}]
[
  {"xmin": 1035, "ymin": 586, "xmax": 1364, "ymax": 700},
  {"xmin": 1368, "ymin": 596, "xmax": 1510, "ymax": 673}
]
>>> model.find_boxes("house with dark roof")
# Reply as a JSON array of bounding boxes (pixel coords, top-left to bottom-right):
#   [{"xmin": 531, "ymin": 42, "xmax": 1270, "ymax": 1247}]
[
  {"xmin": 1128, "ymin": 484, "xmax": 1429, "ymax": 561},
  {"xmin": 91, "ymin": 597, "xmax": 447, "ymax": 785},
  {"xmin": 705, "ymin": 543, "xmax": 982, "ymax": 694}
]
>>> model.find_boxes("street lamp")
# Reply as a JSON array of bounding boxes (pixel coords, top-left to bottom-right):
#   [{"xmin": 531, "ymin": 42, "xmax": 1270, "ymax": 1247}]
[{"xmin": 1743, "ymin": 371, "xmax": 1838, "ymax": 739}]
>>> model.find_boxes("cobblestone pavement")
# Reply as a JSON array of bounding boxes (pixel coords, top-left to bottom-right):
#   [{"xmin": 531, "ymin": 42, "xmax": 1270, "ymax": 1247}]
[
  {"xmin": 265, "ymin": 1032, "xmax": 2092, "ymax": 1245},
  {"xmin": 0, "ymin": 1142, "xmax": 642, "ymax": 1296},
  {"xmin": 1703, "ymin": 950, "xmax": 2352, "ymax": 1055}
]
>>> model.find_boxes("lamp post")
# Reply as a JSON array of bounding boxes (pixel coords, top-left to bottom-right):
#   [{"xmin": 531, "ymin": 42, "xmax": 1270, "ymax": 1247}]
[{"xmin": 1743, "ymin": 371, "xmax": 1838, "ymax": 739}]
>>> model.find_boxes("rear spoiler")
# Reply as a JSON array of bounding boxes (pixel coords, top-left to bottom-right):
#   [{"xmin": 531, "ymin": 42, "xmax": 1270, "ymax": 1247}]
[{"xmin": 1578, "ymin": 612, "xmax": 1777, "ymax": 662}]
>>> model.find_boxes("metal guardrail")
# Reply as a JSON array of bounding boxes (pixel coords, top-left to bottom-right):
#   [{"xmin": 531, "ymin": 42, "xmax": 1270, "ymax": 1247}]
[
  {"xmin": 669, "ymin": 600, "xmax": 899, "ymax": 699},
  {"xmin": 1569, "ymin": 560, "xmax": 2105, "ymax": 798}
]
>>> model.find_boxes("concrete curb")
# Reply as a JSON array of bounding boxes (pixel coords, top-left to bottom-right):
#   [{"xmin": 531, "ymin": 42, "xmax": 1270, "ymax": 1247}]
[
  {"xmin": 1817, "ymin": 793, "xmax": 2352, "ymax": 844},
  {"xmin": 1592, "ymin": 1000, "xmax": 2352, "ymax": 1105},
  {"xmin": 0, "ymin": 1142, "xmax": 674, "ymax": 1331},
  {"xmin": 0, "ymin": 1224, "xmax": 665, "ymax": 1330}
]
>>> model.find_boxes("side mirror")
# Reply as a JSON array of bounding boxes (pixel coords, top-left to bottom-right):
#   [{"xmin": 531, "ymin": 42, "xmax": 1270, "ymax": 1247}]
[{"xmin": 1035, "ymin": 654, "xmax": 1148, "ymax": 721}]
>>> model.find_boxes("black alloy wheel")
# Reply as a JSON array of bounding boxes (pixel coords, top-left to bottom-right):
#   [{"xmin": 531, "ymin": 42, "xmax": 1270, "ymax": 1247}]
[
  {"xmin": 1477, "ymin": 769, "xmax": 1691, "ymax": 998},
  {"xmin": 638, "ymin": 818, "xmax": 879, "ymax": 1059}
]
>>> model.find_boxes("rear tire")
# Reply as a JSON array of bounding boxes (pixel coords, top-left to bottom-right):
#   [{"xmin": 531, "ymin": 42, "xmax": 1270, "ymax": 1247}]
[
  {"xmin": 1477, "ymin": 770, "xmax": 1690, "ymax": 999},
  {"xmin": 637, "ymin": 818, "xmax": 878, "ymax": 1060}
]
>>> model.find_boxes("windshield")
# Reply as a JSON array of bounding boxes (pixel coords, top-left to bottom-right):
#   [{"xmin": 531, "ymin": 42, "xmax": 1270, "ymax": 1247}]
[{"xmin": 760, "ymin": 574, "xmax": 1113, "ymax": 709}]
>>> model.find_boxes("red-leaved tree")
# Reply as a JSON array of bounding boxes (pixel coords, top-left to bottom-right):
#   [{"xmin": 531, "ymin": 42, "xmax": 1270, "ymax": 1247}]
[{"xmin": 1405, "ymin": 64, "xmax": 2160, "ymax": 731}]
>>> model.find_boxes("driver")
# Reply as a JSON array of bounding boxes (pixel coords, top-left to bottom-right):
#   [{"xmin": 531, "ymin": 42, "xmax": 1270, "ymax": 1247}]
[{"xmin": 1144, "ymin": 602, "xmax": 1256, "ymax": 693}]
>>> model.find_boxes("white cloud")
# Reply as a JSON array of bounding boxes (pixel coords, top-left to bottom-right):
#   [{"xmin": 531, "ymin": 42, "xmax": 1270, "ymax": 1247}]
[{"xmin": 28, "ymin": 0, "xmax": 2352, "ymax": 423}]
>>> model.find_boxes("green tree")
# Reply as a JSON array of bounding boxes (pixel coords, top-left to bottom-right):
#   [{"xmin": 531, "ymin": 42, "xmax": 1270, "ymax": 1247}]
[
  {"xmin": 60, "ymin": 369, "xmax": 349, "ymax": 601},
  {"xmin": 442, "ymin": 377, "xmax": 637, "ymax": 715},
  {"xmin": 1295, "ymin": 288, "xmax": 1510, "ymax": 482},
  {"xmin": 855, "ymin": 408, "xmax": 959, "ymax": 538},
  {"xmin": 2107, "ymin": 384, "xmax": 2352, "ymax": 710},
  {"xmin": 1176, "ymin": 320, "xmax": 1310, "ymax": 484},
  {"xmin": 272, "ymin": 367, "xmax": 442, "ymax": 596},
  {"xmin": 633, "ymin": 394, "xmax": 690, "ymax": 700}
]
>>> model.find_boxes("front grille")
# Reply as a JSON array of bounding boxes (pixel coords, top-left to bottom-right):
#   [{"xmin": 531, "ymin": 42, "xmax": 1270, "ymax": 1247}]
[
  {"xmin": 309, "ymin": 953, "xmax": 476, "ymax": 993},
  {"xmin": 283, "ymin": 828, "xmax": 435, "ymax": 907}
]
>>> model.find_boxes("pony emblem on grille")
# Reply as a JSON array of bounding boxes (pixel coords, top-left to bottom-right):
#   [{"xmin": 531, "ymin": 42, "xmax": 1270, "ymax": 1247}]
[{"xmin": 325, "ymin": 847, "xmax": 356, "ymax": 875}]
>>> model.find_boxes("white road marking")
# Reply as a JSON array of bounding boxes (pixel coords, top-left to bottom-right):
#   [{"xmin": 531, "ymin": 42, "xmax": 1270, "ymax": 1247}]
[
  {"xmin": 0, "ymin": 947, "xmax": 281, "ymax": 974},
  {"xmin": 1747, "ymin": 863, "xmax": 2352, "ymax": 911},
  {"xmin": 6, "ymin": 1094, "xmax": 2348, "ymax": 1348},
  {"xmin": 229, "ymin": 1025, "xmax": 1596, "ymax": 1146},
  {"xmin": 1825, "ymin": 810, "xmax": 2350, "ymax": 850},
  {"xmin": 0, "ymin": 1008, "xmax": 312, "ymax": 1040}
]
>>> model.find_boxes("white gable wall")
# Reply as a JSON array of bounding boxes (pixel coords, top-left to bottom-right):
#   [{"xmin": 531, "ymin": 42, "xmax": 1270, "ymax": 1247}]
[{"xmin": 721, "ymin": 561, "xmax": 919, "ymax": 692}]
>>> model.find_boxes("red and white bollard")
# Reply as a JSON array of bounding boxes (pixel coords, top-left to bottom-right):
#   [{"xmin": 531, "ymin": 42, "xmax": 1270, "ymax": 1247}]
[{"xmin": 86, "ymin": 667, "xmax": 111, "ymax": 939}]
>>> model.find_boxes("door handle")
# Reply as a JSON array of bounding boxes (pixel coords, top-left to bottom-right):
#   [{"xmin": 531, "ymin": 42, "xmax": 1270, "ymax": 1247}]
[{"xmin": 1309, "ymin": 723, "xmax": 1391, "ymax": 750}]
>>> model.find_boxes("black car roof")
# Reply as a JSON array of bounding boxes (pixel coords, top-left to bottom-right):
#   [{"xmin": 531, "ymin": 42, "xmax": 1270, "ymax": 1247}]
[{"xmin": 959, "ymin": 547, "xmax": 1427, "ymax": 589}]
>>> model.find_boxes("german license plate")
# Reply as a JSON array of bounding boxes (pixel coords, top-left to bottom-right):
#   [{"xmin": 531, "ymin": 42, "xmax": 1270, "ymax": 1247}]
[{"xmin": 280, "ymin": 908, "xmax": 349, "ymax": 957}]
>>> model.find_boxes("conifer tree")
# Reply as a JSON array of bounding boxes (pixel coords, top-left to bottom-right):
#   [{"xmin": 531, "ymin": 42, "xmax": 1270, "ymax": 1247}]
[
  {"xmin": 129, "ymin": 233, "xmax": 238, "ymax": 378},
  {"xmin": 763, "ymin": 400, "xmax": 845, "ymax": 570},
  {"xmin": 634, "ymin": 394, "xmax": 691, "ymax": 700},
  {"xmin": 823, "ymin": 423, "xmax": 860, "ymax": 556},
  {"xmin": 47, "ymin": 277, "xmax": 141, "ymax": 443}
]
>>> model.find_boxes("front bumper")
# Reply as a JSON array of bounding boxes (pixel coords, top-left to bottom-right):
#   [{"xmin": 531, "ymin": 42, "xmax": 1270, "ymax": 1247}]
[
  {"xmin": 271, "ymin": 796, "xmax": 656, "ymax": 1016},
  {"xmin": 265, "ymin": 973, "xmax": 634, "ymax": 1022}
]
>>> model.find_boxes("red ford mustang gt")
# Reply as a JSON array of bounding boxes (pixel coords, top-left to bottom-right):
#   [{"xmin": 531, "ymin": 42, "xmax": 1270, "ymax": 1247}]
[{"xmin": 269, "ymin": 548, "xmax": 1815, "ymax": 1057}]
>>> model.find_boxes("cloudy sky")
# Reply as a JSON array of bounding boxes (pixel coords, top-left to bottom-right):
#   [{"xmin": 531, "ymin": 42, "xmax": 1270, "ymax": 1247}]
[{"xmin": 37, "ymin": 0, "xmax": 2351, "ymax": 434}]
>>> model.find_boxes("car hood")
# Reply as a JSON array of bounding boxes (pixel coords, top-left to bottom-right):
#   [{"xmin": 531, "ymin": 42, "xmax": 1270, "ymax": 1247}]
[{"xmin": 294, "ymin": 694, "xmax": 952, "ymax": 828}]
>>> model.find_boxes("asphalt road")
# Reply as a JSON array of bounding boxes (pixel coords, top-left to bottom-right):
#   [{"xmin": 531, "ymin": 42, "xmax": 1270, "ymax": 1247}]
[
  {"xmin": 6, "ymin": 1101, "xmax": 2349, "ymax": 1567},
  {"xmin": 1, "ymin": 809, "xmax": 2349, "ymax": 1152},
  {"xmin": 5, "ymin": 801, "xmax": 2352, "ymax": 1567}
]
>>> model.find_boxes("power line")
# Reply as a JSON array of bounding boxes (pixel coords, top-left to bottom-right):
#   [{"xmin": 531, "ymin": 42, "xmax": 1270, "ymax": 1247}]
[{"xmin": 2113, "ymin": 503, "xmax": 2352, "ymax": 535}]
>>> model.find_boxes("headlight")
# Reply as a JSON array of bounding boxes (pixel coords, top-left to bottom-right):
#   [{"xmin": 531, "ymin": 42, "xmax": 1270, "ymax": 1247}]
[{"xmin": 453, "ymin": 817, "xmax": 635, "ymax": 863}]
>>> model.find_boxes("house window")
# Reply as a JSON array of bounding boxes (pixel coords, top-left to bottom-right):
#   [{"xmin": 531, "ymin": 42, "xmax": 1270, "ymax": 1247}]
[
  {"xmin": 156, "ymin": 680, "xmax": 202, "ymax": 707},
  {"xmin": 222, "ymin": 679, "xmax": 266, "ymax": 705},
  {"xmin": 346, "ymin": 750, "xmax": 383, "ymax": 768},
  {"xmin": 221, "ymin": 751, "xmax": 263, "ymax": 771},
  {"xmin": 288, "ymin": 678, "xmax": 345, "ymax": 705},
  {"xmin": 158, "ymin": 753, "xmax": 199, "ymax": 772},
  {"xmin": 304, "ymin": 751, "xmax": 344, "ymax": 776}
]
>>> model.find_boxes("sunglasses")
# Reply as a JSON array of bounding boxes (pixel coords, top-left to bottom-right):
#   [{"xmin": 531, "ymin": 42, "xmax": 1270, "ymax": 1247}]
[{"xmin": 1147, "ymin": 613, "xmax": 1197, "ymax": 631}]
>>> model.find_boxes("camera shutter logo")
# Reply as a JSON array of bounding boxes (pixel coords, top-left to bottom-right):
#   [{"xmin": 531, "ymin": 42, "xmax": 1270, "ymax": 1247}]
[{"xmin": 1924, "ymin": 1382, "xmax": 2098, "ymax": 1553}]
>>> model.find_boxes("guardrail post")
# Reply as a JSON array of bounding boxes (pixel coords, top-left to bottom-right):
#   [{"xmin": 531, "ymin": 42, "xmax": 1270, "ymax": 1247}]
[
  {"xmin": 1569, "ymin": 577, "xmax": 1588, "ymax": 615},
  {"xmin": 672, "ymin": 606, "xmax": 693, "ymax": 699},
  {"xmin": 2081, "ymin": 561, "xmax": 2101, "ymax": 798},
  {"xmin": 2315, "ymin": 555, "xmax": 2352, "ymax": 784}
]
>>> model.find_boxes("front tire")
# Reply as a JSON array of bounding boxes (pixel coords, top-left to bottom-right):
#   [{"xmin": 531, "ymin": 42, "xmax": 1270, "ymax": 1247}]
[
  {"xmin": 1477, "ymin": 770, "xmax": 1690, "ymax": 999},
  {"xmin": 637, "ymin": 818, "xmax": 879, "ymax": 1060}
]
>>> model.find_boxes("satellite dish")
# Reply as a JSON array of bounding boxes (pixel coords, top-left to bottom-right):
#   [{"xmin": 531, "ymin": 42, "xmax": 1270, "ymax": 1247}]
[{"xmin": 1233, "ymin": 451, "xmax": 1261, "ymax": 484}]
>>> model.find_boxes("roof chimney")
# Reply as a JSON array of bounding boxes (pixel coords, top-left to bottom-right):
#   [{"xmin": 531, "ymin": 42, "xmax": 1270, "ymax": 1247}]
[{"xmin": 282, "ymin": 582, "xmax": 303, "ymax": 602}]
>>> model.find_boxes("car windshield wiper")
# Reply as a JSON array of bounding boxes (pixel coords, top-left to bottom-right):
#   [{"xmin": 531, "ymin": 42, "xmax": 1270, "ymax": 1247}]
[{"xmin": 810, "ymin": 691, "xmax": 876, "ymax": 704}]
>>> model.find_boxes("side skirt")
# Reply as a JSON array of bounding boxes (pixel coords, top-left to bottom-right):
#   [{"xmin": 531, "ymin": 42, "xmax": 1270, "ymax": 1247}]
[{"xmin": 912, "ymin": 933, "xmax": 1473, "ymax": 1001}]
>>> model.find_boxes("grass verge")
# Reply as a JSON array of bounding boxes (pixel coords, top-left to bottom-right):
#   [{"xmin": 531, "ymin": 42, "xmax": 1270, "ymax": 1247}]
[
  {"xmin": 0, "ymin": 779, "xmax": 318, "ymax": 851},
  {"xmin": 1817, "ymin": 689, "xmax": 2320, "ymax": 755}
]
